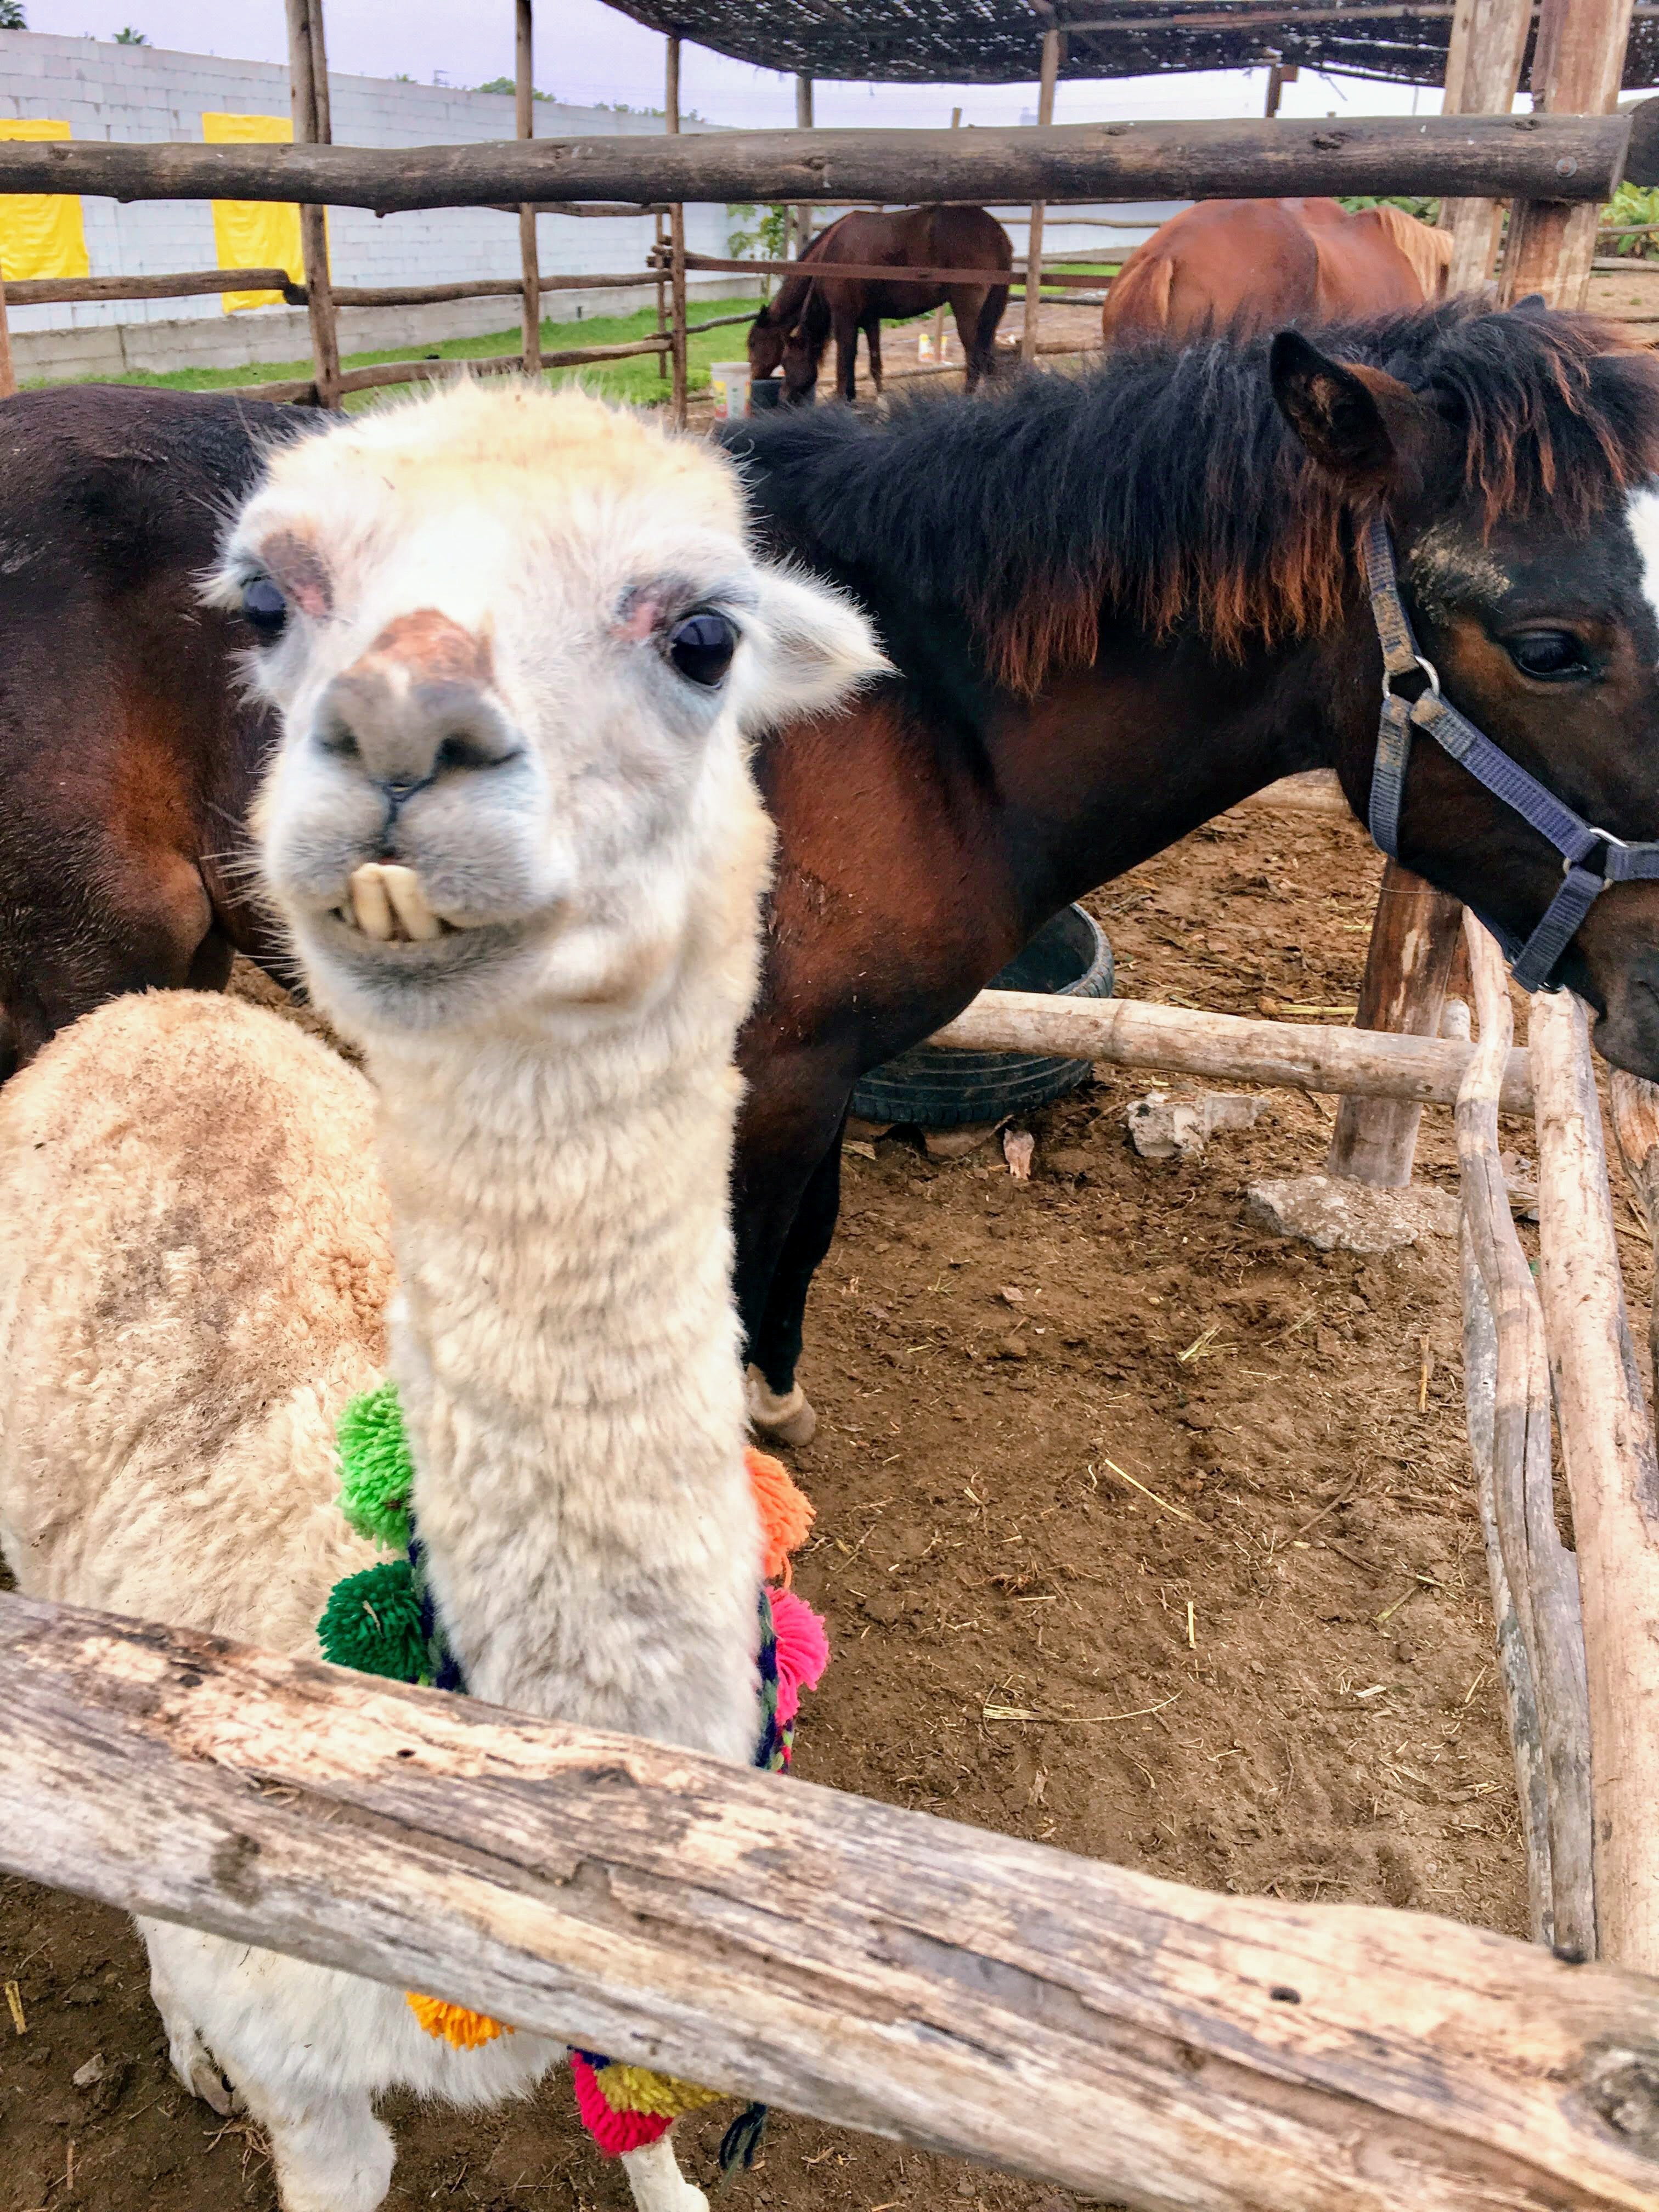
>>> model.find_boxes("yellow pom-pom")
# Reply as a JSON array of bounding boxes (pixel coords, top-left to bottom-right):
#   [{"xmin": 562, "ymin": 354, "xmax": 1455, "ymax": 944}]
[
  {"xmin": 406, "ymin": 1991, "xmax": 513, "ymax": 2048},
  {"xmin": 744, "ymin": 1447, "xmax": 814, "ymax": 1584},
  {"xmin": 593, "ymin": 2062, "xmax": 725, "ymax": 2119}
]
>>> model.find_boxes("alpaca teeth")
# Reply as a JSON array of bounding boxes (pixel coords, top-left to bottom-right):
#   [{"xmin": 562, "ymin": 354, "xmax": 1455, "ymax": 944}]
[
  {"xmin": 348, "ymin": 863, "xmax": 397, "ymax": 941},
  {"xmin": 379, "ymin": 864, "xmax": 444, "ymax": 942}
]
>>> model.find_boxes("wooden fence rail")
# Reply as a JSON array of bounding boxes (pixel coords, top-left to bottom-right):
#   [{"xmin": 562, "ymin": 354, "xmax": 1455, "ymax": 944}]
[
  {"xmin": 4, "ymin": 1589, "xmax": 1659, "ymax": 2212},
  {"xmin": 0, "ymin": 111, "xmax": 1644, "ymax": 215},
  {"xmin": 931, "ymin": 986, "xmax": 1532, "ymax": 1109},
  {"xmin": 3, "ymin": 266, "xmax": 295, "ymax": 306}
]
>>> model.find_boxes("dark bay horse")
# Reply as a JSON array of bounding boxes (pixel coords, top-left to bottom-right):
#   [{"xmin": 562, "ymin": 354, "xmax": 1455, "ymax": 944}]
[
  {"xmin": 1102, "ymin": 198, "xmax": 1451, "ymax": 344},
  {"xmin": 747, "ymin": 205, "xmax": 1012, "ymax": 404},
  {"xmin": 5, "ymin": 305, "xmax": 1659, "ymax": 1457}
]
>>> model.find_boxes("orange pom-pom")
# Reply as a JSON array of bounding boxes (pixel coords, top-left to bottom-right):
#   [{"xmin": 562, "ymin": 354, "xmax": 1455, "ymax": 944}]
[
  {"xmin": 406, "ymin": 1992, "xmax": 512, "ymax": 2048},
  {"xmin": 744, "ymin": 1447, "xmax": 814, "ymax": 1583}
]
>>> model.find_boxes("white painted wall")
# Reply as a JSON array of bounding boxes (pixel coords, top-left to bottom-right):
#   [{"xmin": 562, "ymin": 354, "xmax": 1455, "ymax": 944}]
[{"xmin": 0, "ymin": 31, "xmax": 746, "ymax": 378}]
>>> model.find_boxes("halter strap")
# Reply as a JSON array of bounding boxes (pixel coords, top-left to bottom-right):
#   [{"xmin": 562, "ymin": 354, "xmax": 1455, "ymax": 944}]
[{"xmin": 1359, "ymin": 513, "xmax": 1659, "ymax": 992}]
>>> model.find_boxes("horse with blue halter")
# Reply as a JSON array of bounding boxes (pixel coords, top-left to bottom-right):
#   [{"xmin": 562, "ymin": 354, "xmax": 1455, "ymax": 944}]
[{"xmin": 1, "ymin": 301, "xmax": 1657, "ymax": 1451}]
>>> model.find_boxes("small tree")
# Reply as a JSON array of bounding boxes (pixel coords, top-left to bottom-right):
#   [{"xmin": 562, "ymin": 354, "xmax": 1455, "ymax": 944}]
[
  {"xmin": 113, "ymin": 25, "xmax": 148, "ymax": 43},
  {"xmin": 0, "ymin": 3, "xmax": 26, "ymax": 30}
]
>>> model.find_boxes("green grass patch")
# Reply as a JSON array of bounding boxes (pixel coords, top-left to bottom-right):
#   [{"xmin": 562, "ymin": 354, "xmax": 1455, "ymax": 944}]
[{"xmin": 24, "ymin": 297, "xmax": 769, "ymax": 410}]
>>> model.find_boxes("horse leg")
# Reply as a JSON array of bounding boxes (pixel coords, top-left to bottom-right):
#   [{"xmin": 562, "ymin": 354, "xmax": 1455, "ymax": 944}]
[
  {"xmin": 833, "ymin": 304, "xmax": 861, "ymax": 403},
  {"xmin": 620, "ymin": 2133, "xmax": 708, "ymax": 2212},
  {"xmin": 864, "ymin": 315, "xmax": 885, "ymax": 396},
  {"xmin": 951, "ymin": 286, "xmax": 1002, "ymax": 391},
  {"xmin": 743, "ymin": 1111, "xmax": 849, "ymax": 1447}
]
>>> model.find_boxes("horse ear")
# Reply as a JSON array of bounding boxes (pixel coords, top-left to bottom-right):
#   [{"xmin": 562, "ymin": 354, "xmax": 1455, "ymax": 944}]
[
  {"xmin": 1510, "ymin": 291, "xmax": 1549, "ymax": 317},
  {"xmin": 1269, "ymin": 329, "xmax": 1423, "ymax": 490}
]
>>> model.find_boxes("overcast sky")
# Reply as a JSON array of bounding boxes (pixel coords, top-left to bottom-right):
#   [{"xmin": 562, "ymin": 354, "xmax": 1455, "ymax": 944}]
[{"xmin": 21, "ymin": 0, "xmax": 1442, "ymax": 128}]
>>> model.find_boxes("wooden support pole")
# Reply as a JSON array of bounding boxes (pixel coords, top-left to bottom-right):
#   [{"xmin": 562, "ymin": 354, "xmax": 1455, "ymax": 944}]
[
  {"xmin": 1439, "ymin": 0, "xmax": 1534, "ymax": 294},
  {"xmin": 794, "ymin": 73, "xmax": 814, "ymax": 263},
  {"xmin": 285, "ymin": 0, "xmax": 339, "ymax": 408},
  {"xmin": 1608, "ymin": 1069, "xmax": 1659, "ymax": 1408},
  {"xmin": 1021, "ymin": 28, "xmax": 1061, "ymax": 365},
  {"xmin": 654, "ymin": 207, "xmax": 668, "ymax": 377},
  {"xmin": 930, "ymin": 106, "xmax": 963, "ymax": 364},
  {"xmin": 1531, "ymin": 988, "xmax": 1659, "ymax": 1971},
  {"xmin": 1501, "ymin": 0, "xmax": 1637, "ymax": 309},
  {"xmin": 665, "ymin": 33, "xmax": 687, "ymax": 430},
  {"xmin": 0, "ymin": 262, "xmax": 15, "ymax": 401},
  {"xmin": 933, "ymin": 985, "xmax": 1531, "ymax": 1109},
  {"xmin": 516, "ymin": 0, "xmax": 540, "ymax": 376},
  {"xmin": 1457, "ymin": 920, "xmax": 1594, "ymax": 1957},
  {"xmin": 5, "ymin": 1590, "xmax": 1659, "ymax": 2212},
  {"xmin": 1326, "ymin": 863, "xmax": 1464, "ymax": 1187}
]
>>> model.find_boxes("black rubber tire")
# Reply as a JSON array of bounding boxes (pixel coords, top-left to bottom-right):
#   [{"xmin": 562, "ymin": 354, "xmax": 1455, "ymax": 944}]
[{"xmin": 850, "ymin": 904, "xmax": 1113, "ymax": 1130}]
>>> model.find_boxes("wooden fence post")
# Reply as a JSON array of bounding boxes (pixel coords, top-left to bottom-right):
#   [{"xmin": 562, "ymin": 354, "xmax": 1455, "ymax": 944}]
[
  {"xmin": 1501, "ymin": 0, "xmax": 1636, "ymax": 309},
  {"xmin": 285, "ymin": 0, "xmax": 340, "ymax": 407},
  {"xmin": 1326, "ymin": 864, "xmax": 1464, "ymax": 1187},
  {"xmin": 665, "ymin": 32, "xmax": 687, "ymax": 428},
  {"xmin": 794, "ymin": 72, "xmax": 814, "ymax": 266},
  {"xmin": 0, "ymin": 261, "xmax": 15, "ymax": 400},
  {"xmin": 1439, "ymin": 0, "xmax": 1534, "ymax": 293},
  {"xmin": 1531, "ymin": 988, "xmax": 1659, "ymax": 1971},
  {"xmin": 516, "ymin": 0, "xmax": 540, "ymax": 377},
  {"xmin": 1020, "ymin": 27, "xmax": 1060, "ymax": 365}
]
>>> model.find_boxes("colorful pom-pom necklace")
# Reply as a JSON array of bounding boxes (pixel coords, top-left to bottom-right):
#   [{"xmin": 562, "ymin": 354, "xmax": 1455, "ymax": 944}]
[{"xmin": 318, "ymin": 1381, "xmax": 828, "ymax": 2166}]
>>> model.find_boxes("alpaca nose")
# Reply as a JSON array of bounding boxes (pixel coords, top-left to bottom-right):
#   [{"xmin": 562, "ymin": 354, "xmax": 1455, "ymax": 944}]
[{"xmin": 317, "ymin": 612, "xmax": 520, "ymax": 798}]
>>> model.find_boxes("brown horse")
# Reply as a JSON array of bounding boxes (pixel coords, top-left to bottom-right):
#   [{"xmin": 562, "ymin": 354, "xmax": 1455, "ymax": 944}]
[
  {"xmin": 747, "ymin": 205, "xmax": 1012, "ymax": 403},
  {"xmin": 5, "ymin": 305, "xmax": 1659, "ymax": 1457},
  {"xmin": 1102, "ymin": 197, "xmax": 1451, "ymax": 343}
]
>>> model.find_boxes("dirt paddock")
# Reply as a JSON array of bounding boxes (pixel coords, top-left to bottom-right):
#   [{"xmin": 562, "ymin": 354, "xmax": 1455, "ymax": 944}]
[{"xmin": 9, "ymin": 783, "xmax": 1629, "ymax": 2212}]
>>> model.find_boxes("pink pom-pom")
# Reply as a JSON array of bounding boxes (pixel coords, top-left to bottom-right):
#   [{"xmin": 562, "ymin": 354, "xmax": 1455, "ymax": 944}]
[
  {"xmin": 569, "ymin": 2053, "xmax": 673, "ymax": 2155},
  {"xmin": 769, "ymin": 1587, "xmax": 830, "ymax": 1728}
]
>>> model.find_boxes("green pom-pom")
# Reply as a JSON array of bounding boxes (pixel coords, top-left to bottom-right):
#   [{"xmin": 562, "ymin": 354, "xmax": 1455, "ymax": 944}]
[
  {"xmin": 337, "ymin": 1381, "xmax": 415, "ymax": 1549},
  {"xmin": 318, "ymin": 1561, "xmax": 430, "ymax": 1682}
]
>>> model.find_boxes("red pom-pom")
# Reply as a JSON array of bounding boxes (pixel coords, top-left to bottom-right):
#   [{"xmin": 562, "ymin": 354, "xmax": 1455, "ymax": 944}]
[
  {"xmin": 769, "ymin": 1585, "xmax": 830, "ymax": 1727},
  {"xmin": 569, "ymin": 2053, "xmax": 673, "ymax": 2156}
]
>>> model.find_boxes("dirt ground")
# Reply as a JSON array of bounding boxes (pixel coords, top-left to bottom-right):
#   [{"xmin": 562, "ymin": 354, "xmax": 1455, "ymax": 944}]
[{"xmin": 9, "ymin": 781, "xmax": 1634, "ymax": 2212}]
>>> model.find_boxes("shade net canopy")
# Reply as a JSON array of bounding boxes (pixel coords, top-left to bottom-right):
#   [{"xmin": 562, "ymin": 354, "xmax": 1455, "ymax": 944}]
[{"xmin": 602, "ymin": 3, "xmax": 1659, "ymax": 93}]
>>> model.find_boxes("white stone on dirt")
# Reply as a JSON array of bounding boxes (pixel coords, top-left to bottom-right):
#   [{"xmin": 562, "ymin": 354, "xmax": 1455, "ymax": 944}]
[
  {"xmin": 1245, "ymin": 1173, "xmax": 1459, "ymax": 1254},
  {"xmin": 1128, "ymin": 1090, "xmax": 1265, "ymax": 1163}
]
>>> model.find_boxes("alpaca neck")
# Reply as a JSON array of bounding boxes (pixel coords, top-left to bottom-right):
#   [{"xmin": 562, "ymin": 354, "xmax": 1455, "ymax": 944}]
[{"xmin": 364, "ymin": 967, "xmax": 762, "ymax": 1763}]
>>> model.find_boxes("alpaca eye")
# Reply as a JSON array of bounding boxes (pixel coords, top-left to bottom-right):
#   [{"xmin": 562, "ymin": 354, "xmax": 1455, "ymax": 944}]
[
  {"xmin": 241, "ymin": 576, "xmax": 289, "ymax": 639},
  {"xmin": 1505, "ymin": 629, "xmax": 1588, "ymax": 680},
  {"xmin": 667, "ymin": 610, "xmax": 736, "ymax": 687}
]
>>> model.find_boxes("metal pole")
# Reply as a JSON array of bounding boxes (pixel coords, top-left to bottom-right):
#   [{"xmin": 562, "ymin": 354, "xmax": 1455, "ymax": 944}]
[
  {"xmin": 285, "ymin": 0, "xmax": 340, "ymax": 407},
  {"xmin": 667, "ymin": 33, "xmax": 687, "ymax": 428},
  {"xmin": 516, "ymin": 0, "xmax": 540, "ymax": 376},
  {"xmin": 1020, "ymin": 28, "xmax": 1060, "ymax": 365}
]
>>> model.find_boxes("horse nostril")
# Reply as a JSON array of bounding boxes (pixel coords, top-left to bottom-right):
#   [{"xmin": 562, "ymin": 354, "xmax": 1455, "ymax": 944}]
[
  {"xmin": 436, "ymin": 730, "xmax": 508, "ymax": 774},
  {"xmin": 317, "ymin": 716, "xmax": 361, "ymax": 763}
]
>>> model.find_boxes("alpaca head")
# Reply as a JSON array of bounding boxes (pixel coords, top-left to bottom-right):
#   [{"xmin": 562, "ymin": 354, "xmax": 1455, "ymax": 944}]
[{"xmin": 215, "ymin": 381, "xmax": 885, "ymax": 1043}]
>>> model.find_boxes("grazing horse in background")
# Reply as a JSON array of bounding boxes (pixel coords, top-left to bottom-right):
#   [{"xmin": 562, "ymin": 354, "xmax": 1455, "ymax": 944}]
[
  {"xmin": 1101, "ymin": 197, "xmax": 1451, "ymax": 342},
  {"xmin": 747, "ymin": 205, "xmax": 1012, "ymax": 404},
  {"xmin": 6, "ymin": 307, "xmax": 1659, "ymax": 1457}
]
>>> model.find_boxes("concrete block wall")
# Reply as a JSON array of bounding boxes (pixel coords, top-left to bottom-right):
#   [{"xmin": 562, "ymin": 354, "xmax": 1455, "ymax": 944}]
[{"xmin": 0, "ymin": 32, "xmax": 748, "ymax": 379}]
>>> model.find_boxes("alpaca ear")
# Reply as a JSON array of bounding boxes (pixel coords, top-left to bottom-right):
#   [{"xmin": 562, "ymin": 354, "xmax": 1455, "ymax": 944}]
[
  {"xmin": 736, "ymin": 565, "xmax": 891, "ymax": 731},
  {"xmin": 1269, "ymin": 330, "xmax": 1426, "ymax": 491}
]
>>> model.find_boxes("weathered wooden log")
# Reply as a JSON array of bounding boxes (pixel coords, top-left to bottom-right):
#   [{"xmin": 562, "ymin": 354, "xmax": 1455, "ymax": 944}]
[
  {"xmin": 1501, "ymin": 0, "xmax": 1635, "ymax": 311},
  {"xmin": 674, "ymin": 248, "xmax": 1211, "ymax": 289},
  {"xmin": 2, "ymin": 266, "xmax": 296, "ymax": 304},
  {"xmin": 932, "ymin": 986, "xmax": 1532, "ymax": 1109},
  {"xmin": 1531, "ymin": 989, "xmax": 1659, "ymax": 1973},
  {"xmin": 1457, "ymin": 920, "xmax": 1594, "ymax": 1957},
  {"xmin": 285, "ymin": 0, "xmax": 340, "ymax": 410},
  {"xmin": 329, "ymin": 335, "xmax": 671, "ymax": 399},
  {"xmin": 1327, "ymin": 863, "xmax": 1465, "ymax": 1188},
  {"xmin": 4, "ymin": 1590, "xmax": 1659, "ymax": 2211},
  {"xmin": 1607, "ymin": 1068, "xmax": 1659, "ymax": 1409},
  {"xmin": 516, "ymin": 0, "xmax": 540, "ymax": 377},
  {"xmin": 0, "ymin": 112, "xmax": 1635, "ymax": 214},
  {"xmin": 0, "ymin": 265, "xmax": 15, "ymax": 402},
  {"xmin": 217, "ymin": 375, "xmax": 320, "ymax": 404}
]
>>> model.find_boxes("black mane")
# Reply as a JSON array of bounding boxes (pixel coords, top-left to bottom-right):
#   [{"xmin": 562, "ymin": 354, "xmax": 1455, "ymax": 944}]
[{"xmin": 723, "ymin": 299, "xmax": 1659, "ymax": 692}]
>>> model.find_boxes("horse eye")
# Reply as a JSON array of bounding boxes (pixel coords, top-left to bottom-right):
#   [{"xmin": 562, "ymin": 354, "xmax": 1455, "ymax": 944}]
[
  {"xmin": 1505, "ymin": 630, "xmax": 1588, "ymax": 680},
  {"xmin": 240, "ymin": 576, "xmax": 289, "ymax": 639},
  {"xmin": 667, "ymin": 610, "xmax": 737, "ymax": 687}
]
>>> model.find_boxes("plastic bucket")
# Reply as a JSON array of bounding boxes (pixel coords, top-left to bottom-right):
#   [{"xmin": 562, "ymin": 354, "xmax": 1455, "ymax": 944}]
[
  {"xmin": 709, "ymin": 362, "xmax": 752, "ymax": 420},
  {"xmin": 750, "ymin": 376, "xmax": 785, "ymax": 412}
]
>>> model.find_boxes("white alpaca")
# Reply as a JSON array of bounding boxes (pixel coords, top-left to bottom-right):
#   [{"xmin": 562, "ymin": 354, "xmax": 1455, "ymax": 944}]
[{"xmin": 0, "ymin": 380, "xmax": 884, "ymax": 2212}]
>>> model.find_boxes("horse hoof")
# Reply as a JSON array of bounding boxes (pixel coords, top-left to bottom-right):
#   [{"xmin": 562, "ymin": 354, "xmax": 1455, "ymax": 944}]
[
  {"xmin": 745, "ymin": 1365, "xmax": 818, "ymax": 1448},
  {"xmin": 169, "ymin": 2024, "xmax": 243, "ymax": 2116}
]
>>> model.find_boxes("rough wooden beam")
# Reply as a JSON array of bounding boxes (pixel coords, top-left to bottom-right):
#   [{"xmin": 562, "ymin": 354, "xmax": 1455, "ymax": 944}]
[
  {"xmin": 517, "ymin": 0, "xmax": 540, "ymax": 376},
  {"xmin": 0, "ymin": 264, "xmax": 15, "ymax": 402},
  {"xmin": 3, "ymin": 266, "xmax": 298, "ymax": 304},
  {"xmin": 666, "ymin": 33, "xmax": 687, "ymax": 431},
  {"xmin": 1531, "ymin": 989, "xmax": 1659, "ymax": 1971},
  {"xmin": 1607, "ymin": 1069, "xmax": 1659, "ymax": 1408},
  {"xmin": 932, "ymin": 986, "xmax": 1531, "ymax": 1108},
  {"xmin": 1439, "ymin": 0, "xmax": 1534, "ymax": 294},
  {"xmin": 1021, "ymin": 28, "xmax": 1060, "ymax": 365},
  {"xmin": 0, "ymin": 114, "xmax": 1633, "ymax": 213},
  {"xmin": 4, "ymin": 1591, "xmax": 1659, "ymax": 2211},
  {"xmin": 285, "ymin": 0, "xmax": 340, "ymax": 409},
  {"xmin": 1502, "ymin": 0, "xmax": 1637, "ymax": 308},
  {"xmin": 1326, "ymin": 863, "xmax": 1464, "ymax": 1188},
  {"xmin": 1458, "ymin": 921, "xmax": 1594, "ymax": 1957}
]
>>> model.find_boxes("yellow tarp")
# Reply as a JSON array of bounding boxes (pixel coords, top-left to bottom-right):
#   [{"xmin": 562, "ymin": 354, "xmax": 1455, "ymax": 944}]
[
  {"xmin": 0, "ymin": 120, "xmax": 89, "ymax": 285},
  {"xmin": 203, "ymin": 112, "xmax": 308, "ymax": 313}
]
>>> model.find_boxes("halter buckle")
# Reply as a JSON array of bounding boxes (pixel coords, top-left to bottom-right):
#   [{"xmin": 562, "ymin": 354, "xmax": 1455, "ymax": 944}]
[
  {"xmin": 1383, "ymin": 652, "xmax": 1440, "ymax": 702},
  {"xmin": 1570, "ymin": 826, "xmax": 1628, "ymax": 875}
]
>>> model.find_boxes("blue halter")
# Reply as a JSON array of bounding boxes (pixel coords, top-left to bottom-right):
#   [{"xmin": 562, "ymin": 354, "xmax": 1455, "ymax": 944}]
[{"xmin": 1361, "ymin": 513, "xmax": 1659, "ymax": 992}]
